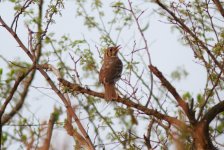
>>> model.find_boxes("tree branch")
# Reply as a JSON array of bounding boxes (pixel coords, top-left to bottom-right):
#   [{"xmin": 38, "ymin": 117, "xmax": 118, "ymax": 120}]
[
  {"xmin": 144, "ymin": 119, "xmax": 154, "ymax": 149},
  {"xmin": 202, "ymin": 101, "xmax": 224, "ymax": 124},
  {"xmin": 0, "ymin": 66, "xmax": 34, "ymax": 118},
  {"xmin": 154, "ymin": 0, "xmax": 224, "ymax": 74},
  {"xmin": 0, "ymin": 15, "xmax": 95, "ymax": 150},
  {"xmin": 0, "ymin": 17, "xmax": 34, "ymax": 61},
  {"xmin": 64, "ymin": 119, "xmax": 90, "ymax": 149},
  {"xmin": 0, "ymin": 66, "xmax": 34, "ymax": 149},
  {"xmin": 58, "ymin": 78, "xmax": 190, "ymax": 131},
  {"xmin": 36, "ymin": 65, "xmax": 95, "ymax": 150},
  {"xmin": 38, "ymin": 111, "xmax": 57, "ymax": 150},
  {"xmin": 148, "ymin": 65, "xmax": 196, "ymax": 124},
  {"xmin": 197, "ymin": 69, "xmax": 223, "ymax": 120},
  {"xmin": 212, "ymin": 0, "xmax": 224, "ymax": 18},
  {"xmin": 126, "ymin": 0, "xmax": 154, "ymax": 107}
]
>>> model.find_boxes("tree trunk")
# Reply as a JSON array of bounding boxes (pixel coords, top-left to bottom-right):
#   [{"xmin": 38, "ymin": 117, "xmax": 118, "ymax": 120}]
[{"xmin": 193, "ymin": 121, "xmax": 217, "ymax": 150}]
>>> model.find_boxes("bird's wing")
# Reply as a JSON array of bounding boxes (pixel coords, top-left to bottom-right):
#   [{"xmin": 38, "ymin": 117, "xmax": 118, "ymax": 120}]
[{"xmin": 100, "ymin": 58, "xmax": 122, "ymax": 84}]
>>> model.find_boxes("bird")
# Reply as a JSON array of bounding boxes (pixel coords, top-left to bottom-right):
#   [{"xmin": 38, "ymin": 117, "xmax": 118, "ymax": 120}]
[{"xmin": 99, "ymin": 46, "xmax": 123, "ymax": 100}]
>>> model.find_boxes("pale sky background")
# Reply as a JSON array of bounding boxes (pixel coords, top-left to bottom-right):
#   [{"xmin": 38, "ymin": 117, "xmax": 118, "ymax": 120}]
[{"xmin": 0, "ymin": 0, "xmax": 206, "ymax": 149}]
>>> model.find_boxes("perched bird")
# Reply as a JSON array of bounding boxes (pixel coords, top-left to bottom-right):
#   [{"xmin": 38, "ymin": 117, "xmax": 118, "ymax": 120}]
[{"xmin": 99, "ymin": 46, "xmax": 123, "ymax": 100}]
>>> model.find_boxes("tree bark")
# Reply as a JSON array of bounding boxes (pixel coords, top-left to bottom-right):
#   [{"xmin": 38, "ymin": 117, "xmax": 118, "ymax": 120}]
[{"xmin": 193, "ymin": 121, "xmax": 216, "ymax": 150}]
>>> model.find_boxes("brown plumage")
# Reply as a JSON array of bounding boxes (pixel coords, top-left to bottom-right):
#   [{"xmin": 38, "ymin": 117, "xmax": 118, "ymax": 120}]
[{"xmin": 99, "ymin": 46, "xmax": 123, "ymax": 100}]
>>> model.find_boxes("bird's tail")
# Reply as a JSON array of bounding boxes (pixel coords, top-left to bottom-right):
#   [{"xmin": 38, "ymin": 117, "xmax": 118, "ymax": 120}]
[{"xmin": 104, "ymin": 84, "xmax": 118, "ymax": 100}]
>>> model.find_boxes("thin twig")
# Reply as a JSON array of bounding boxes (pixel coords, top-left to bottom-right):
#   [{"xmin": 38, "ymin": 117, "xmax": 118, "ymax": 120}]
[{"xmin": 127, "ymin": 0, "xmax": 154, "ymax": 107}]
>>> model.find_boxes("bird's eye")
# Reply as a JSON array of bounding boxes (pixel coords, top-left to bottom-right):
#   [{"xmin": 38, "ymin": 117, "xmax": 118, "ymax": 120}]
[{"xmin": 109, "ymin": 48, "xmax": 112, "ymax": 52}]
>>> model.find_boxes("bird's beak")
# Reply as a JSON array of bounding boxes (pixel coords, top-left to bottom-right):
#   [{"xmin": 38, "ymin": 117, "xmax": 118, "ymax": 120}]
[{"xmin": 115, "ymin": 45, "xmax": 121, "ymax": 53}]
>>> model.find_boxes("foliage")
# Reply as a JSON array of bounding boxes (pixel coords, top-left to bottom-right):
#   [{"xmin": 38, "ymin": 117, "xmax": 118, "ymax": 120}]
[{"xmin": 0, "ymin": 0, "xmax": 224, "ymax": 149}]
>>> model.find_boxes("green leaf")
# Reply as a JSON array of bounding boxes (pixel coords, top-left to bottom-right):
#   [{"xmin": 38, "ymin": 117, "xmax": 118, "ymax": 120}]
[
  {"xmin": 217, "ymin": 123, "xmax": 224, "ymax": 134},
  {"xmin": 112, "ymin": 2, "xmax": 124, "ymax": 7},
  {"xmin": 21, "ymin": 135, "xmax": 27, "ymax": 141},
  {"xmin": 0, "ymin": 68, "xmax": 2, "ymax": 80},
  {"xmin": 171, "ymin": 66, "xmax": 188, "ymax": 81},
  {"xmin": 45, "ymin": 36, "xmax": 51, "ymax": 44},
  {"xmin": 197, "ymin": 93, "xmax": 204, "ymax": 106},
  {"xmin": 14, "ymin": 4, "xmax": 22, "ymax": 11},
  {"xmin": 182, "ymin": 92, "xmax": 191, "ymax": 101},
  {"xmin": 141, "ymin": 23, "xmax": 149, "ymax": 32},
  {"xmin": 1, "ymin": 133, "xmax": 8, "ymax": 144}
]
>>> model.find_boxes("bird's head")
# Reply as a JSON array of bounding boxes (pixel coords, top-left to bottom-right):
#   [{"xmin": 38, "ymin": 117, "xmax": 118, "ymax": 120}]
[{"xmin": 104, "ymin": 45, "xmax": 121, "ymax": 58}]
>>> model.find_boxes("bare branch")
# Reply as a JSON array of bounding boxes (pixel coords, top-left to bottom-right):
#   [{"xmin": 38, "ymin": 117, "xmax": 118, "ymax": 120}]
[
  {"xmin": 118, "ymin": 0, "xmax": 154, "ymax": 107},
  {"xmin": 64, "ymin": 119, "xmax": 90, "ymax": 150},
  {"xmin": 144, "ymin": 119, "xmax": 154, "ymax": 149},
  {"xmin": 38, "ymin": 112, "xmax": 57, "ymax": 150},
  {"xmin": 58, "ymin": 77, "xmax": 190, "ymax": 131},
  {"xmin": 202, "ymin": 101, "xmax": 224, "ymax": 124},
  {"xmin": 0, "ymin": 17, "xmax": 34, "ymax": 60},
  {"xmin": 149, "ymin": 65, "xmax": 196, "ymax": 124},
  {"xmin": 212, "ymin": 0, "xmax": 224, "ymax": 18},
  {"xmin": 11, "ymin": 0, "xmax": 34, "ymax": 32}
]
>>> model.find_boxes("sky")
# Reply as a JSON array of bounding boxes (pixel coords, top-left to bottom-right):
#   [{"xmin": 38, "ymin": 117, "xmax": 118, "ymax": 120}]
[
  {"xmin": 0, "ymin": 1, "xmax": 206, "ymax": 92},
  {"xmin": 0, "ymin": 0, "xmax": 207, "ymax": 149}
]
